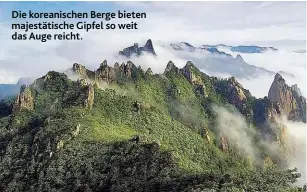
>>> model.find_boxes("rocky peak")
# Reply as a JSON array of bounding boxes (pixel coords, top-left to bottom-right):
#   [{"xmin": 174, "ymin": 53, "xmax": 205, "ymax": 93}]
[
  {"xmin": 100, "ymin": 60, "xmax": 108, "ymax": 68},
  {"xmin": 235, "ymin": 54, "xmax": 244, "ymax": 62},
  {"xmin": 119, "ymin": 39, "xmax": 156, "ymax": 57},
  {"xmin": 268, "ymin": 73, "xmax": 306, "ymax": 122},
  {"xmin": 143, "ymin": 39, "xmax": 156, "ymax": 55},
  {"xmin": 71, "ymin": 61, "xmax": 139, "ymax": 85},
  {"xmin": 145, "ymin": 68, "xmax": 153, "ymax": 75},
  {"xmin": 184, "ymin": 61, "xmax": 195, "ymax": 69},
  {"xmin": 227, "ymin": 77, "xmax": 247, "ymax": 105},
  {"xmin": 181, "ymin": 61, "xmax": 207, "ymax": 97},
  {"xmin": 72, "ymin": 63, "xmax": 95, "ymax": 79},
  {"xmin": 72, "ymin": 63, "xmax": 87, "ymax": 77},
  {"xmin": 114, "ymin": 62, "xmax": 120, "ymax": 71},
  {"xmin": 164, "ymin": 61, "xmax": 180, "ymax": 74},
  {"xmin": 95, "ymin": 60, "xmax": 117, "ymax": 83},
  {"xmin": 124, "ymin": 61, "xmax": 136, "ymax": 78},
  {"xmin": 12, "ymin": 85, "xmax": 34, "ymax": 113},
  {"xmin": 268, "ymin": 73, "xmax": 294, "ymax": 114},
  {"xmin": 181, "ymin": 61, "xmax": 202, "ymax": 85}
]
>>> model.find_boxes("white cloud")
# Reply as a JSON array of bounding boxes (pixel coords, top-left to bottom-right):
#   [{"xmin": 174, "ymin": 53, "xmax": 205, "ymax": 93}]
[
  {"xmin": 212, "ymin": 105, "xmax": 259, "ymax": 161},
  {"xmin": 0, "ymin": 2, "xmax": 305, "ymax": 97},
  {"xmin": 216, "ymin": 47, "xmax": 306, "ymax": 97}
]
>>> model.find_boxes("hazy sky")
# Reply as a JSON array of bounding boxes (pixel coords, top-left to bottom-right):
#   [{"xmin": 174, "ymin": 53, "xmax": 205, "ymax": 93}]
[{"xmin": 0, "ymin": 1, "xmax": 306, "ymax": 83}]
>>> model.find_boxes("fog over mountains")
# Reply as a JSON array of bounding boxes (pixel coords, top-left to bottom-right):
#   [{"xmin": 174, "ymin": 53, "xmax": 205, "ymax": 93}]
[
  {"xmin": 114, "ymin": 39, "xmax": 305, "ymax": 98},
  {"xmin": 0, "ymin": 39, "xmax": 305, "ymax": 100}
]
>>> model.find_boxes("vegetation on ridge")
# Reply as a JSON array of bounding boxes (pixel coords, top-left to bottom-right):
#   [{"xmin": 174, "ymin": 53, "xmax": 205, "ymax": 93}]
[{"xmin": 0, "ymin": 61, "xmax": 305, "ymax": 191}]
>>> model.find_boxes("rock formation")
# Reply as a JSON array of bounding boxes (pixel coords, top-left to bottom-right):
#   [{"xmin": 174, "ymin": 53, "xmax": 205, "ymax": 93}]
[
  {"xmin": 84, "ymin": 85, "xmax": 94, "ymax": 109},
  {"xmin": 145, "ymin": 68, "xmax": 153, "ymax": 75},
  {"xmin": 226, "ymin": 77, "xmax": 247, "ymax": 106},
  {"xmin": 220, "ymin": 136, "xmax": 229, "ymax": 152},
  {"xmin": 71, "ymin": 61, "xmax": 141, "ymax": 86},
  {"xmin": 119, "ymin": 39, "xmax": 156, "ymax": 57},
  {"xmin": 200, "ymin": 127, "xmax": 211, "ymax": 143},
  {"xmin": 95, "ymin": 60, "xmax": 117, "ymax": 83},
  {"xmin": 164, "ymin": 61, "xmax": 180, "ymax": 74},
  {"xmin": 268, "ymin": 73, "xmax": 306, "ymax": 122},
  {"xmin": 72, "ymin": 63, "xmax": 95, "ymax": 79},
  {"xmin": 181, "ymin": 61, "xmax": 207, "ymax": 97},
  {"xmin": 123, "ymin": 61, "xmax": 136, "ymax": 78},
  {"xmin": 12, "ymin": 85, "xmax": 34, "ymax": 112},
  {"xmin": 214, "ymin": 76, "xmax": 252, "ymax": 118}
]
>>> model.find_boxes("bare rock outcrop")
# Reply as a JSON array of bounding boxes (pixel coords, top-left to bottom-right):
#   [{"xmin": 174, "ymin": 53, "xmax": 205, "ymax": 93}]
[
  {"xmin": 119, "ymin": 39, "xmax": 156, "ymax": 58},
  {"xmin": 71, "ymin": 61, "xmax": 139, "ymax": 86},
  {"xmin": 268, "ymin": 73, "xmax": 306, "ymax": 122},
  {"xmin": 181, "ymin": 61, "xmax": 207, "ymax": 97},
  {"xmin": 84, "ymin": 85, "xmax": 95, "ymax": 109},
  {"xmin": 95, "ymin": 60, "xmax": 117, "ymax": 83},
  {"xmin": 12, "ymin": 85, "xmax": 34, "ymax": 112},
  {"xmin": 200, "ymin": 127, "xmax": 211, "ymax": 143},
  {"xmin": 226, "ymin": 77, "xmax": 247, "ymax": 106},
  {"xmin": 164, "ymin": 61, "xmax": 180, "ymax": 74},
  {"xmin": 145, "ymin": 68, "xmax": 153, "ymax": 76},
  {"xmin": 72, "ymin": 63, "xmax": 95, "ymax": 79},
  {"xmin": 219, "ymin": 136, "xmax": 229, "ymax": 152}
]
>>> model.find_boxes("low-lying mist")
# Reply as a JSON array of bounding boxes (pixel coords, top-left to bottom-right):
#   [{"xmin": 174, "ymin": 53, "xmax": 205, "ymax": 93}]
[
  {"xmin": 1, "ymin": 37, "xmax": 305, "ymax": 100},
  {"xmin": 213, "ymin": 104, "xmax": 306, "ymax": 185}
]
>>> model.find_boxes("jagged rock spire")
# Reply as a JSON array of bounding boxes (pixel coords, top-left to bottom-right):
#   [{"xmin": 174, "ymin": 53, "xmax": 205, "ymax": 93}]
[
  {"xmin": 119, "ymin": 39, "xmax": 156, "ymax": 57},
  {"xmin": 164, "ymin": 61, "xmax": 179, "ymax": 74},
  {"xmin": 268, "ymin": 73, "xmax": 306, "ymax": 122},
  {"xmin": 268, "ymin": 73, "xmax": 293, "ymax": 109},
  {"xmin": 143, "ymin": 39, "xmax": 156, "ymax": 55}
]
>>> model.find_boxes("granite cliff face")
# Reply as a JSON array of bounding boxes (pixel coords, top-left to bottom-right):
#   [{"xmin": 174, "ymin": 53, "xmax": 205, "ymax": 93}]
[
  {"xmin": 268, "ymin": 73, "xmax": 306, "ymax": 122},
  {"xmin": 12, "ymin": 85, "xmax": 34, "ymax": 113},
  {"xmin": 119, "ymin": 39, "xmax": 156, "ymax": 57}
]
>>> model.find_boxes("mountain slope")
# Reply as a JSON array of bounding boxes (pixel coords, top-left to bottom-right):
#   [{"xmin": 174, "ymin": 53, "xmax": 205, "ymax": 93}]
[{"xmin": 0, "ymin": 61, "xmax": 305, "ymax": 191}]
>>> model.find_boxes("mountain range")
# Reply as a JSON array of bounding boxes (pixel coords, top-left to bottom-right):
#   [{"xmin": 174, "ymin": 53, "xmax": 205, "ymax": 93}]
[
  {"xmin": 202, "ymin": 44, "xmax": 278, "ymax": 53},
  {"xmin": 0, "ymin": 39, "xmax": 298, "ymax": 101},
  {"xmin": 0, "ymin": 57, "xmax": 306, "ymax": 191},
  {"xmin": 140, "ymin": 40, "xmax": 276, "ymax": 78}
]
